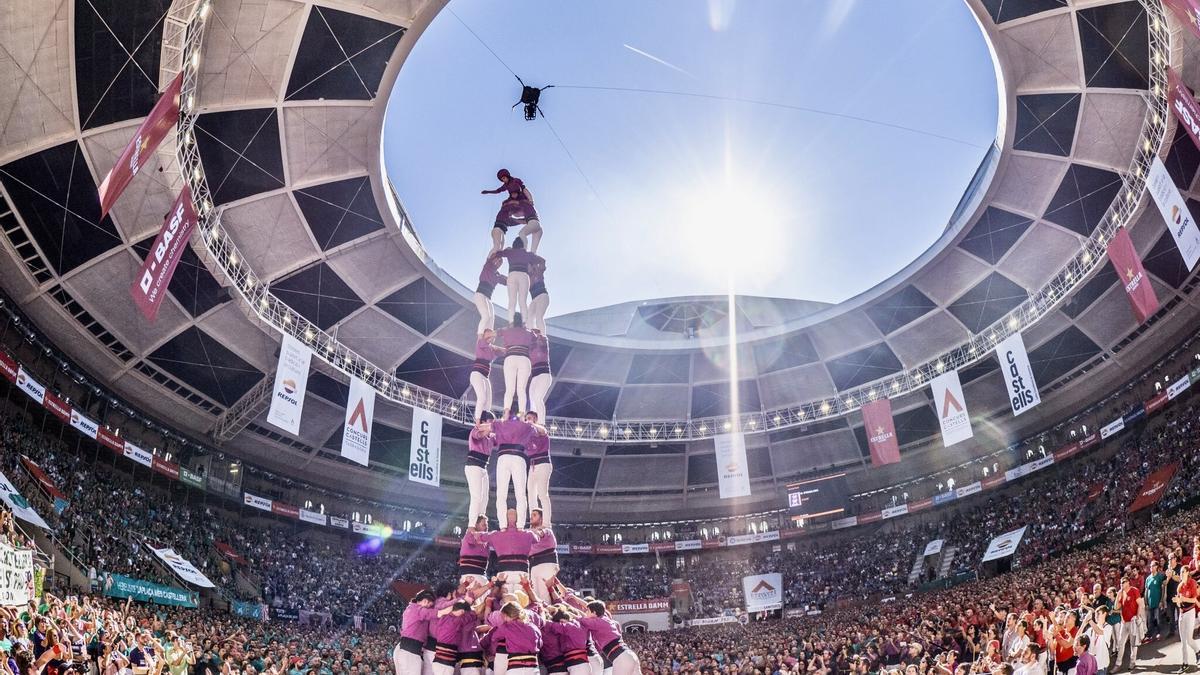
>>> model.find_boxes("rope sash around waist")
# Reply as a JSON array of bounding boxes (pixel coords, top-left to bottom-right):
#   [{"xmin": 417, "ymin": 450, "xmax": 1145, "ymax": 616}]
[
  {"xmin": 396, "ymin": 637, "xmax": 423, "ymax": 655},
  {"xmin": 496, "ymin": 553, "xmax": 531, "ymax": 572},
  {"xmin": 433, "ymin": 642, "xmax": 458, "ymax": 665},
  {"xmin": 530, "ymin": 549, "xmax": 558, "ymax": 567},
  {"xmin": 497, "ymin": 444, "xmax": 527, "ymax": 458},
  {"xmin": 506, "ymin": 654, "xmax": 538, "ymax": 669},
  {"xmin": 600, "ymin": 638, "xmax": 628, "ymax": 665},
  {"xmin": 465, "ymin": 451, "xmax": 490, "ymax": 468},
  {"xmin": 458, "ymin": 554, "xmax": 487, "ymax": 573},
  {"xmin": 505, "ymin": 346, "xmax": 530, "ymax": 358}
]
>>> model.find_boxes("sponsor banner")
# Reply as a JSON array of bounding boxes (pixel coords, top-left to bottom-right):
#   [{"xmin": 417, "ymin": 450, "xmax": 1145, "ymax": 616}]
[
  {"xmin": 570, "ymin": 544, "xmax": 593, "ymax": 554},
  {"xmin": 1129, "ymin": 463, "xmax": 1180, "ymax": 513},
  {"xmin": 131, "ymin": 186, "xmax": 198, "ymax": 321},
  {"xmin": 16, "ymin": 367, "xmax": 45, "ymax": 404},
  {"xmin": 650, "ymin": 542, "xmax": 675, "ymax": 553},
  {"xmin": 688, "ymin": 615, "xmax": 738, "ymax": 627},
  {"xmin": 1005, "ymin": 463, "xmax": 1030, "ymax": 482},
  {"xmin": 702, "ymin": 539, "xmax": 723, "ymax": 549},
  {"xmin": 862, "ymin": 398, "xmax": 900, "ymax": 466},
  {"xmin": 923, "ymin": 539, "xmax": 944, "ymax": 557},
  {"xmin": 932, "ymin": 370, "xmax": 973, "ymax": 446},
  {"xmin": 97, "ymin": 427, "xmax": 124, "ymax": 453},
  {"xmin": 243, "ymin": 493, "xmax": 273, "ymax": 511},
  {"xmin": 1101, "ymin": 417, "xmax": 1125, "ymax": 440},
  {"xmin": 621, "ymin": 543, "xmax": 650, "ymax": 554},
  {"xmin": 266, "ymin": 334, "xmax": 312, "ymax": 435},
  {"xmin": 148, "ymin": 546, "xmax": 215, "ymax": 588},
  {"xmin": 955, "ymin": 481, "xmax": 982, "ymax": 499},
  {"xmin": 1194, "ymin": 367, "xmax": 1200, "ymax": 382},
  {"xmin": 102, "ymin": 572, "xmax": 197, "ymax": 608},
  {"xmin": 981, "ymin": 526, "xmax": 1028, "ymax": 562},
  {"xmin": 1030, "ymin": 455, "xmax": 1053, "ymax": 472},
  {"xmin": 881, "ymin": 504, "xmax": 908, "ymax": 520},
  {"xmin": 341, "ymin": 376, "xmax": 375, "ymax": 466},
  {"xmin": 0, "ymin": 470, "xmax": 48, "ymax": 529},
  {"xmin": 271, "ymin": 502, "xmax": 299, "ymax": 519},
  {"xmin": 179, "ymin": 467, "xmax": 205, "ymax": 490},
  {"xmin": 433, "ymin": 536, "xmax": 458, "ymax": 548},
  {"xmin": 98, "ymin": 73, "xmax": 182, "ymax": 218},
  {"xmin": 1149, "ymin": 154, "xmax": 1200, "ymax": 270},
  {"xmin": 859, "ymin": 511, "xmax": 883, "ymax": 524},
  {"xmin": 151, "ymin": 456, "xmax": 179, "ymax": 480},
  {"xmin": 329, "ymin": 516, "xmax": 349, "ymax": 529},
  {"xmin": 714, "ymin": 433, "xmax": 751, "ymax": 499},
  {"xmin": 408, "ymin": 407, "xmax": 442, "ymax": 487},
  {"xmin": 298, "ymin": 508, "xmax": 326, "ymax": 526},
  {"xmin": 0, "ymin": 351, "xmax": 16, "ymax": 382},
  {"xmin": 726, "ymin": 531, "xmax": 780, "ymax": 547},
  {"xmin": 1107, "ymin": 226, "xmax": 1160, "ymax": 323},
  {"xmin": 1079, "ymin": 433, "xmax": 1100, "ymax": 450},
  {"xmin": 595, "ymin": 545, "xmax": 622, "ymax": 554},
  {"xmin": 274, "ymin": 607, "xmax": 299, "ymax": 622},
  {"xmin": 932, "ymin": 491, "xmax": 957, "ymax": 506},
  {"xmin": 996, "ymin": 333, "xmax": 1040, "ymax": 416},
  {"xmin": 609, "ymin": 598, "xmax": 671, "ymax": 631},
  {"xmin": 911, "ymin": 497, "xmax": 933, "ymax": 512},
  {"xmin": 674, "ymin": 539, "xmax": 702, "ymax": 551},
  {"xmin": 743, "ymin": 573, "xmax": 783, "ymax": 613},
  {"xmin": 1147, "ymin": 391, "xmax": 1169, "ymax": 414},
  {"xmin": 69, "ymin": 409, "xmax": 98, "ymax": 439},
  {"xmin": 351, "ymin": 521, "xmax": 369, "ymax": 535},
  {"xmin": 612, "ymin": 598, "xmax": 669, "ymax": 613},
  {"xmin": 1054, "ymin": 442, "xmax": 1081, "ymax": 462},
  {"xmin": 830, "ymin": 515, "xmax": 858, "ymax": 530},
  {"xmin": 1171, "ymin": 65, "xmax": 1200, "ymax": 147},
  {"xmin": 42, "ymin": 392, "xmax": 71, "ymax": 423},
  {"xmin": 554, "ymin": 544, "xmax": 571, "ymax": 555},
  {"xmin": 1169, "ymin": 375, "xmax": 1192, "ymax": 400},
  {"xmin": 1124, "ymin": 403, "xmax": 1146, "ymax": 426},
  {"xmin": 231, "ymin": 600, "xmax": 265, "ymax": 620},
  {"xmin": 983, "ymin": 475, "xmax": 1005, "ymax": 489},
  {"xmin": 0, "ymin": 540, "xmax": 33, "ymax": 606},
  {"xmin": 123, "ymin": 442, "xmax": 152, "ymax": 467}
]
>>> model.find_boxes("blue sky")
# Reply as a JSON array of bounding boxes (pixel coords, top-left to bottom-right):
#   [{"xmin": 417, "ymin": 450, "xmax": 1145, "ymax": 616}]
[{"xmin": 383, "ymin": 0, "xmax": 999, "ymax": 317}]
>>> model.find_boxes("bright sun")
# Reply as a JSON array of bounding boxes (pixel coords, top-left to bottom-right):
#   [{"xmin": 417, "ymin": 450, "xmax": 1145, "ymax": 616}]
[{"xmin": 675, "ymin": 175, "xmax": 789, "ymax": 288}]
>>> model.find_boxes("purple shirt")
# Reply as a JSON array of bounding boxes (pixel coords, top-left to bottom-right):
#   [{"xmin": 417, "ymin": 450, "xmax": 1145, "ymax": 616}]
[
  {"xmin": 498, "ymin": 326, "xmax": 535, "ymax": 356},
  {"xmin": 468, "ymin": 428, "xmax": 495, "ymax": 456},
  {"xmin": 526, "ymin": 432, "xmax": 549, "ymax": 459},
  {"xmin": 492, "ymin": 621, "xmax": 542, "ymax": 655},
  {"xmin": 461, "ymin": 531, "xmax": 489, "ymax": 559},
  {"xmin": 530, "ymin": 528, "xmax": 557, "ymax": 556},
  {"xmin": 578, "ymin": 615, "xmax": 623, "ymax": 648},
  {"xmin": 475, "ymin": 338, "xmax": 504, "ymax": 362},
  {"xmin": 543, "ymin": 620, "xmax": 589, "ymax": 653},
  {"xmin": 479, "ymin": 261, "xmax": 507, "ymax": 286},
  {"xmin": 530, "ymin": 334, "xmax": 548, "ymax": 366},
  {"xmin": 482, "ymin": 527, "xmax": 537, "ymax": 558},
  {"xmin": 401, "ymin": 603, "xmax": 438, "ymax": 641},
  {"xmin": 1076, "ymin": 651, "xmax": 1097, "ymax": 675},
  {"xmin": 497, "ymin": 248, "xmax": 544, "ymax": 271},
  {"xmin": 492, "ymin": 417, "xmax": 536, "ymax": 449},
  {"xmin": 433, "ymin": 612, "xmax": 466, "ymax": 644},
  {"xmin": 457, "ymin": 614, "xmax": 482, "ymax": 652}
]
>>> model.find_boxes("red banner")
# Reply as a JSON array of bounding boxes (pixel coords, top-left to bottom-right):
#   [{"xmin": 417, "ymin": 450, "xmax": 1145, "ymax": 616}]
[
  {"xmin": 862, "ymin": 398, "xmax": 901, "ymax": 467},
  {"xmin": 216, "ymin": 542, "xmax": 247, "ymax": 564},
  {"xmin": 131, "ymin": 185, "xmax": 198, "ymax": 321},
  {"xmin": 151, "ymin": 456, "xmax": 179, "ymax": 480},
  {"xmin": 271, "ymin": 502, "xmax": 300, "ymax": 518},
  {"xmin": 1079, "ymin": 433, "xmax": 1100, "ymax": 451},
  {"xmin": 1054, "ymin": 441, "xmax": 1081, "ymax": 462},
  {"xmin": 1086, "ymin": 482, "xmax": 1105, "ymax": 503},
  {"xmin": 1106, "ymin": 227, "xmax": 1159, "ymax": 323},
  {"xmin": 390, "ymin": 581, "xmax": 429, "ymax": 602},
  {"xmin": 1164, "ymin": 1, "xmax": 1200, "ymax": 42},
  {"xmin": 20, "ymin": 456, "xmax": 68, "ymax": 503},
  {"xmin": 650, "ymin": 542, "xmax": 675, "ymax": 553},
  {"xmin": 0, "ymin": 351, "xmax": 16, "ymax": 383},
  {"xmin": 98, "ymin": 72, "xmax": 183, "ymax": 218},
  {"xmin": 1146, "ymin": 391, "xmax": 1169, "ymax": 414},
  {"xmin": 97, "ymin": 427, "xmax": 124, "ymax": 453},
  {"xmin": 1129, "ymin": 463, "xmax": 1179, "ymax": 513},
  {"xmin": 42, "ymin": 392, "xmax": 71, "ymax": 423},
  {"xmin": 858, "ymin": 512, "xmax": 882, "ymax": 524},
  {"xmin": 433, "ymin": 536, "xmax": 458, "ymax": 548},
  {"xmin": 1171, "ymin": 68, "xmax": 1200, "ymax": 152}
]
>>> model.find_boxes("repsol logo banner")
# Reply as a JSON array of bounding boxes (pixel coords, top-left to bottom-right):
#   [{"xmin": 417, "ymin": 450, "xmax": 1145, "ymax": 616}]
[
  {"xmin": 1148, "ymin": 154, "xmax": 1200, "ymax": 271},
  {"xmin": 995, "ymin": 332, "xmax": 1040, "ymax": 417},
  {"xmin": 267, "ymin": 334, "xmax": 312, "ymax": 436}
]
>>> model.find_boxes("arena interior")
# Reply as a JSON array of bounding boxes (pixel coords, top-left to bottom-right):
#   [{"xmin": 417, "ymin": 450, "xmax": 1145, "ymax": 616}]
[{"xmin": 5, "ymin": 0, "xmax": 1200, "ymax": 673}]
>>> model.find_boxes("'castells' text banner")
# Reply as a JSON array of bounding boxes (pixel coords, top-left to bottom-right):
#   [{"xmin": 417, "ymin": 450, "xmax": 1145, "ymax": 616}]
[
  {"xmin": 931, "ymin": 370, "xmax": 973, "ymax": 446},
  {"xmin": 862, "ymin": 398, "xmax": 900, "ymax": 467},
  {"xmin": 267, "ymin": 334, "xmax": 312, "ymax": 435},
  {"xmin": 1148, "ymin": 155, "xmax": 1200, "ymax": 270},
  {"xmin": 407, "ymin": 407, "xmax": 442, "ymax": 486},
  {"xmin": 996, "ymin": 332, "xmax": 1040, "ymax": 417},
  {"xmin": 98, "ymin": 73, "xmax": 183, "ymax": 218},
  {"xmin": 714, "ymin": 433, "xmax": 751, "ymax": 499},
  {"xmin": 102, "ymin": 572, "xmax": 197, "ymax": 608},
  {"xmin": 1107, "ymin": 227, "xmax": 1159, "ymax": 323},
  {"xmin": 341, "ymin": 376, "xmax": 375, "ymax": 466},
  {"xmin": 130, "ymin": 186, "xmax": 198, "ymax": 321}
]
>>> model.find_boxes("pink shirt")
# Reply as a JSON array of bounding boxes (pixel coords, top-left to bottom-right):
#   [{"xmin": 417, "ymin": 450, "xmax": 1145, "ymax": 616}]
[
  {"xmin": 479, "ymin": 261, "xmax": 506, "ymax": 286},
  {"xmin": 475, "ymin": 337, "xmax": 504, "ymax": 361},
  {"xmin": 401, "ymin": 603, "xmax": 437, "ymax": 641},
  {"xmin": 543, "ymin": 620, "xmax": 589, "ymax": 653},
  {"xmin": 482, "ymin": 527, "xmax": 538, "ymax": 558},
  {"xmin": 492, "ymin": 417, "xmax": 536, "ymax": 449},
  {"xmin": 497, "ymin": 248, "xmax": 544, "ymax": 271},
  {"xmin": 460, "ymin": 531, "xmax": 489, "ymax": 559},
  {"xmin": 530, "ymin": 334, "xmax": 548, "ymax": 366},
  {"xmin": 526, "ymin": 432, "xmax": 549, "ymax": 460},
  {"xmin": 498, "ymin": 326, "xmax": 535, "ymax": 356},
  {"xmin": 530, "ymin": 528, "xmax": 557, "ymax": 556},
  {"xmin": 492, "ymin": 620, "xmax": 542, "ymax": 655},
  {"xmin": 468, "ymin": 429, "xmax": 495, "ymax": 456},
  {"xmin": 457, "ymin": 614, "xmax": 482, "ymax": 652},
  {"xmin": 578, "ymin": 615, "xmax": 623, "ymax": 648},
  {"xmin": 433, "ymin": 613, "xmax": 465, "ymax": 644}
]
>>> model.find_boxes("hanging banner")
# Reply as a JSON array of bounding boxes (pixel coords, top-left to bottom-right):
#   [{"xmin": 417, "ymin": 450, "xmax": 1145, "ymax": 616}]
[
  {"xmin": 1170, "ymin": 67, "xmax": 1200, "ymax": 151},
  {"xmin": 1146, "ymin": 391, "xmax": 1169, "ymax": 414},
  {"xmin": 98, "ymin": 72, "xmax": 183, "ymax": 218},
  {"xmin": 130, "ymin": 186, "xmax": 199, "ymax": 322},
  {"xmin": 996, "ymin": 333, "xmax": 1040, "ymax": 416},
  {"xmin": 1129, "ymin": 462, "xmax": 1179, "ymax": 513},
  {"xmin": 0, "ymin": 470, "xmax": 48, "ymax": 529},
  {"xmin": 830, "ymin": 515, "xmax": 858, "ymax": 530},
  {"xmin": 1165, "ymin": 2, "xmax": 1200, "ymax": 41},
  {"xmin": 1101, "ymin": 417, "xmax": 1125, "ymax": 439},
  {"xmin": 271, "ymin": 502, "xmax": 299, "ymax": 519},
  {"xmin": 329, "ymin": 516, "xmax": 349, "ymax": 529},
  {"xmin": 19, "ymin": 456, "xmax": 68, "ymax": 513},
  {"xmin": 407, "ymin": 407, "xmax": 442, "ymax": 486},
  {"xmin": 714, "ymin": 433, "xmax": 751, "ymax": 499},
  {"xmin": 42, "ymin": 392, "xmax": 70, "ymax": 423},
  {"xmin": 931, "ymin": 370, "xmax": 973, "ymax": 446},
  {"xmin": 923, "ymin": 539, "xmax": 944, "ymax": 557},
  {"xmin": 215, "ymin": 542, "xmax": 246, "ymax": 565},
  {"xmin": 881, "ymin": 504, "xmax": 908, "ymax": 519},
  {"xmin": 151, "ymin": 457, "xmax": 179, "ymax": 480},
  {"xmin": 266, "ymin": 334, "xmax": 312, "ymax": 435},
  {"xmin": 15, "ymin": 367, "xmax": 45, "ymax": 404},
  {"xmin": 982, "ymin": 526, "xmax": 1028, "ymax": 562},
  {"xmin": 674, "ymin": 539, "xmax": 702, "ymax": 551},
  {"xmin": 148, "ymin": 546, "xmax": 215, "ymax": 588},
  {"xmin": 123, "ymin": 441, "xmax": 152, "ymax": 467},
  {"xmin": 1169, "ymin": 375, "xmax": 1192, "ymax": 400},
  {"xmin": 742, "ymin": 573, "xmax": 783, "ymax": 612},
  {"xmin": 69, "ymin": 409, "xmax": 99, "ymax": 439},
  {"xmin": 243, "ymin": 493, "xmax": 272, "ymax": 511},
  {"xmin": 341, "ymin": 376, "xmax": 374, "ymax": 466},
  {"xmin": 299, "ymin": 508, "xmax": 327, "ymax": 526},
  {"xmin": 0, "ymin": 351, "xmax": 16, "ymax": 382},
  {"xmin": 1148, "ymin": 155, "xmax": 1200, "ymax": 270},
  {"xmin": 0, "ymin": 541, "xmax": 34, "ymax": 606},
  {"xmin": 1106, "ymin": 227, "xmax": 1160, "ymax": 323},
  {"xmin": 97, "ymin": 427, "xmax": 123, "ymax": 453},
  {"xmin": 956, "ymin": 481, "xmax": 982, "ymax": 498},
  {"xmin": 179, "ymin": 467, "xmax": 205, "ymax": 490},
  {"xmin": 102, "ymin": 572, "xmax": 197, "ymax": 608},
  {"xmin": 621, "ymin": 543, "xmax": 650, "ymax": 554},
  {"xmin": 861, "ymin": 398, "xmax": 900, "ymax": 466}
]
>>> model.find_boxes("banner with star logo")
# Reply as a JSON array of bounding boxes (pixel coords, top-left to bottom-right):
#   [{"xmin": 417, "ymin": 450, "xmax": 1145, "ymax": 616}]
[
  {"xmin": 861, "ymin": 398, "xmax": 900, "ymax": 467},
  {"xmin": 1106, "ymin": 226, "xmax": 1159, "ymax": 324},
  {"xmin": 1164, "ymin": 0, "xmax": 1200, "ymax": 41},
  {"xmin": 98, "ymin": 72, "xmax": 183, "ymax": 219}
]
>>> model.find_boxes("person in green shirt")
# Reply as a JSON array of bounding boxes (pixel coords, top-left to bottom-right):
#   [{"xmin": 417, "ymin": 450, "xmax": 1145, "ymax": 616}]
[
  {"xmin": 164, "ymin": 632, "xmax": 193, "ymax": 675},
  {"xmin": 1145, "ymin": 560, "xmax": 1167, "ymax": 640}
]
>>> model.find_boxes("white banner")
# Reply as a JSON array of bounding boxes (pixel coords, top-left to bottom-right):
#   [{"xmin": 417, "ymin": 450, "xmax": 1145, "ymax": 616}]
[
  {"xmin": 982, "ymin": 525, "xmax": 1028, "ymax": 562},
  {"xmin": 923, "ymin": 539, "xmax": 944, "ymax": 557},
  {"xmin": 931, "ymin": 370, "xmax": 973, "ymax": 446},
  {"xmin": 341, "ymin": 376, "xmax": 374, "ymax": 466},
  {"xmin": 243, "ymin": 493, "xmax": 272, "ymax": 511},
  {"xmin": 742, "ymin": 573, "xmax": 783, "ymax": 612},
  {"xmin": 555, "ymin": 544, "xmax": 571, "ymax": 555},
  {"xmin": 1148, "ymin": 155, "xmax": 1200, "ymax": 270},
  {"xmin": 15, "ymin": 367, "xmax": 45, "ymax": 404},
  {"xmin": 687, "ymin": 615, "xmax": 738, "ymax": 627},
  {"xmin": 0, "ymin": 541, "xmax": 33, "ymax": 606},
  {"xmin": 830, "ymin": 515, "xmax": 858, "ymax": 530},
  {"xmin": 621, "ymin": 543, "xmax": 650, "ymax": 554},
  {"xmin": 149, "ymin": 546, "xmax": 215, "ymax": 587},
  {"xmin": 266, "ymin": 334, "xmax": 312, "ymax": 435},
  {"xmin": 69, "ymin": 410, "xmax": 98, "ymax": 439},
  {"xmin": 298, "ymin": 508, "xmax": 326, "ymax": 526},
  {"xmin": 1030, "ymin": 455, "xmax": 1053, "ymax": 472},
  {"xmin": 714, "ymin": 433, "xmax": 751, "ymax": 499},
  {"xmin": 996, "ymin": 333, "xmax": 1040, "ymax": 416},
  {"xmin": 674, "ymin": 539, "xmax": 703, "ymax": 551},
  {"xmin": 0, "ymin": 470, "xmax": 47, "ymax": 529},
  {"xmin": 1168, "ymin": 376, "xmax": 1192, "ymax": 400},
  {"xmin": 123, "ymin": 442, "xmax": 152, "ymax": 467},
  {"xmin": 726, "ymin": 531, "xmax": 779, "ymax": 547},
  {"xmin": 329, "ymin": 516, "xmax": 349, "ymax": 529},
  {"xmin": 407, "ymin": 408, "xmax": 442, "ymax": 486},
  {"xmin": 881, "ymin": 504, "xmax": 908, "ymax": 519},
  {"xmin": 1101, "ymin": 417, "xmax": 1125, "ymax": 439},
  {"xmin": 956, "ymin": 481, "xmax": 982, "ymax": 498}
]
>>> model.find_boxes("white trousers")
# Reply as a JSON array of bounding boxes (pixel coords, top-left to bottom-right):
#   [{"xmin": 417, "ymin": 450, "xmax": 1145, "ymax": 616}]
[
  {"xmin": 507, "ymin": 272, "xmax": 530, "ymax": 322},
  {"xmin": 1115, "ymin": 620, "xmax": 1140, "ymax": 667},
  {"xmin": 464, "ymin": 465, "xmax": 489, "ymax": 526},
  {"xmin": 566, "ymin": 664, "xmax": 591, "ymax": 675},
  {"xmin": 493, "ymin": 653, "xmax": 507, "ymax": 675},
  {"xmin": 527, "ymin": 462, "xmax": 552, "ymax": 526},
  {"xmin": 431, "ymin": 664, "xmax": 454, "ymax": 675},
  {"xmin": 528, "ymin": 373, "xmax": 552, "ymax": 425},
  {"xmin": 529, "ymin": 293, "xmax": 549, "ymax": 332},
  {"xmin": 473, "ymin": 293, "xmax": 495, "ymax": 334},
  {"xmin": 506, "ymin": 668, "xmax": 538, "ymax": 675},
  {"xmin": 517, "ymin": 219, "xmax": 542, "ymax": 253},
  {"xmin": 495, "ymin": 454, "xmax": 529, "ymax": 528},
  {"xmin": 531, "ymin": 561, "xmax": 558, "ymax": 603},
  {"xmin": 393, "ymin": 645, "xmax": 422, "ymax": 675},
  {"xmin": 1182, "ymin": 610, "xmax": 1198, "ymax": 665},
  {"xmin": 421, "ymin": 649, "xmax": 434, "ymax": 675},
  {"xmin": 503, "ymin": 356, "xmax": 531, "ymax": 416},
  {"xmin": 587, "ymin": 653, "xmax": 604, "ymax": 675},
  {"xmin": 470, "ymin": 371, "xmax": 492, "ymax": 423},
  {"xmin": 610, "ymin": 652, "xmax": 639, "ymax": 675}
]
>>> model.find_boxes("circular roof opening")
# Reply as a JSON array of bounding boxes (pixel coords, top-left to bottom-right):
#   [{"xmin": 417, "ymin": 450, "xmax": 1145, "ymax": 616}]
[{"xmin": 383, "ymin": 1, "xmax": 998, "ymax": 318}]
